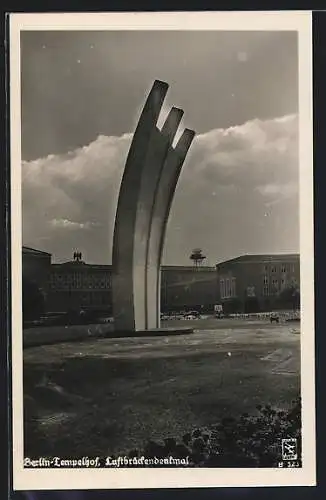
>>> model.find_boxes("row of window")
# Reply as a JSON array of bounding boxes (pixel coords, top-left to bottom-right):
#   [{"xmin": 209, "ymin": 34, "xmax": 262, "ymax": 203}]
[
  {"xmin": 220, "ymin": 278, "xmax": 236, "ymax": 299},
  {"xmin": 264, "ymin": 276, "xmax": 285, "ymax": 285},
  {"xmin": 50, "ymin": 281, "xmax": 111, "ymax": 290},
  {"xmin": 51, "ymin": 273, "xmax": 110, "ymax": 282},
  {"xmin": 263, "ymin": 280, "xmax": 298, "ymax": 296},
  {"xmin": 263, "ymin": 285, "xmax": 284, "ymax": 296},
  {"xmin": 263, "ymin": 276, "xmax": 297, "ymax": 286},
  {"xmin": 263, "ymin": 264, "xmax": 296, "ymax": 274},
  {"xmin": 219, "ymin": 276, "xmax": 298, "ymax": 299},
  {"xmin": 50, "ymin": 274, "xmax": 111, "ymax": 288}
]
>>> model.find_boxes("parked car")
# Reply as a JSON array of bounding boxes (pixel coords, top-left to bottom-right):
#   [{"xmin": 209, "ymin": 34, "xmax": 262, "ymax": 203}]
[
  {"xmin": 99, "ymin": 316, "xmax": 114, "ymax": 324},
  {"xmin": 183, "ymin": 310, "xmax": 201, "ymax": 319},
  {"xmin": 184, "ymin": 314, "xmax": 198, "ymax": 320},
  {"xmin": 175, "ymin": 314, "xmax": 185, "ymax": 320},
  {"xmin": 270, "ymin": 313, "xmax": 280, "ymax": 323}
]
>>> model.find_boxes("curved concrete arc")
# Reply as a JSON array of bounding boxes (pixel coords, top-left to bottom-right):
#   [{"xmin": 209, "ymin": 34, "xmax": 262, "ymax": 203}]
[
  {"xmin": 146, "ymin": 129, "xmax": 196, "ymax": 328},
  {"xmin": 112, "ymin": 80, "xmax": 169, "ymax": 331},
  {"xmin": 112, "ymin": 80, "xmax": 195, "ymax": 332}
]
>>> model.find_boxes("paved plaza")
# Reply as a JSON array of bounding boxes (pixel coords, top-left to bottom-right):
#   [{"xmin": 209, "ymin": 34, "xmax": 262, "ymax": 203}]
[{"xmin": 23, "ymin": 319, "xmax": 300, "ymax": 458}]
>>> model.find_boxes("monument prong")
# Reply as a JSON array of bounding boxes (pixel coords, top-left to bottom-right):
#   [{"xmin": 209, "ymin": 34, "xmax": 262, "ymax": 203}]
[
  {"xmin": 174, "ymin": 128, "xmax": 196, "ymax": 158},
  {"xmin": 135, "ymin": 79, "xmax": 169, "ymax": 132},
  {"xmin": 161, "ymin": 107, "xmax": 184, "ymax": 144},
  {"xmin": 146, "ymin": 127, "xmax": 195, "ymax": 329}
]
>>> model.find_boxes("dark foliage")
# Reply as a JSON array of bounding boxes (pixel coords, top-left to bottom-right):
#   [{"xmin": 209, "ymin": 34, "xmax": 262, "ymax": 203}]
[
  {"xmin": 130, "ymin": 398, "xmax": 302, "ymax": 467},
  {"xmin": 23, "ymin": 278, "xmax": 45, "ymax": 322},
  {"xmin": 277, "ymin": 286, "xmax": 300, "ymax": 310}
]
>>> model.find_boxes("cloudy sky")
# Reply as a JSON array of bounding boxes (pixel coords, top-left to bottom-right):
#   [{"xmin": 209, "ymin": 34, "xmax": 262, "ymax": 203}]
[{"xmin": 21, "ymin": 30, "xmax": 299, "ymax": 265}]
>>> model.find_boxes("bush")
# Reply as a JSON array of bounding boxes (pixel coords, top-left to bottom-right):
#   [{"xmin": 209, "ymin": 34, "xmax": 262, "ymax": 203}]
[
  {"xmin": 129, "ymin": 398, "xmax": 301, "ymax": 467},
  {"xmin": 277, "ymin": 286, "xmax": 300, "ymax": 310},
  {"xmin": 23, "ymin": 278, "xmax": 45, "ymax": 322}
]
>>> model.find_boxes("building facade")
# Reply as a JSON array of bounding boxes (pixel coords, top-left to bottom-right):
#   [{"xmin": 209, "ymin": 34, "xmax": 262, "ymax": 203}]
[
  {"xmin": 22, "ymin": 246, "xmax": 52, "ymax": 294},
  {"xmin": 161, "ymin": 266, "xmax": 218, "ymax": 313},
  {"xmin": 46, "ymin": 258, "xmax": 218, "ymax": 313},
  {"xmin": 47, "ymin": 260, "xmax": 113, "ymax": 313},
  {"xmin": 216, "ymin": 254, "xmax": 300, "ymax": 313},
  {"xmin": 22, "ymin": 246, "xmax": 299, "ymax": 315}
]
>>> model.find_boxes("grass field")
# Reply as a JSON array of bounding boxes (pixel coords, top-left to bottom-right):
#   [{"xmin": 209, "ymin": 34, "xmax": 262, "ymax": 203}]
[{"xmin": 23, "ymin": 318, "xmax": 301, "ymax": 459}]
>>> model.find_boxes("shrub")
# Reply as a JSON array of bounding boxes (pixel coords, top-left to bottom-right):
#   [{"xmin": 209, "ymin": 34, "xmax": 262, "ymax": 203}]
[
  {"xmin": 130, "ymin": 398, "xmax": 301, "ymax": 467},
  {"xmin": 23, "ymin": 278, "xmax": 45, "ymax": 322}
]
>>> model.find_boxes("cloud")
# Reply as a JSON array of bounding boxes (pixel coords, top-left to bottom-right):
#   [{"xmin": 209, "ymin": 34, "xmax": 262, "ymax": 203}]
[
  {"xmin": 22, "ymin": 114, "xmax": 299, "ymax": 265},
  {"xmin": 50, "ymin": 218, "xmax": 101, "ymax": 230}
]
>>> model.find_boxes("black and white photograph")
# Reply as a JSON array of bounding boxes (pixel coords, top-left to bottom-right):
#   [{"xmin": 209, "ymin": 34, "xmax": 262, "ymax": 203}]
[{"xmin": 10, "ymin": 11, "xmax": 315, "ymax": 490}]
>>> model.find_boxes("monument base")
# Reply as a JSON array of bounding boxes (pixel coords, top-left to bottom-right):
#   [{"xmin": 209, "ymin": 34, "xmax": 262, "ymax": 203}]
[{"xmin": 110, "ymin": 326, "xmax": 194, "ymax": 338}]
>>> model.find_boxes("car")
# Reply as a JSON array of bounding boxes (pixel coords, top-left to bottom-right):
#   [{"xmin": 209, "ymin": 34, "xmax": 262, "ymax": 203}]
[
  {"xmin": 270, "ymin": 313, "xmax": 280, "ymax": 323},
  {"xmin": 175, "ymin": 314, "xmax": 185, "ymax": 320},
  {"xmin": 99, "ymin": 316, "xmax": 114, "ymax": 324},
  {"xmin": 188, "ymin": 310, "xmax": 201, "ymax": 317}
]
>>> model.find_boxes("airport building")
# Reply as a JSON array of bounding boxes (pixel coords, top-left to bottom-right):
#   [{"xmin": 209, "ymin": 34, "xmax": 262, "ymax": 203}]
[
  {"xmin": 48, "ymin": 259, "xmax": 112, "ymax": 312},
  {"xmin": 161, "ymin": 265, "xmax": 218, "ymax": 313},
  {"xmin": 22, "ymin": 246, "xmax": 300, "ymax": 315},
  {"xmin": 215, "ymin": 254, "xmax": 300, "ymax": 313},
  {"xmin": 22, "ymin": 246, "xmax": 52, "ymax": 294},
  {"xmin": 46, "ymin": 256, "xmax": 217, "ymax": 313}
]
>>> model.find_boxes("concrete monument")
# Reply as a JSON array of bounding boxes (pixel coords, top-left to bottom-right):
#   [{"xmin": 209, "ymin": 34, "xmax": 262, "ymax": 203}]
[{"xmin": 112, "ymin": 80, "xmax": 195, "ymax": 332}]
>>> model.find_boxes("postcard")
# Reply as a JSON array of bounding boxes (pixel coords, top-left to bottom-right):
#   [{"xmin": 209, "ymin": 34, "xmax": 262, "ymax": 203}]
[{"xmin": 9, "ymin": 10, "xmax": 315, "ymax": 489}]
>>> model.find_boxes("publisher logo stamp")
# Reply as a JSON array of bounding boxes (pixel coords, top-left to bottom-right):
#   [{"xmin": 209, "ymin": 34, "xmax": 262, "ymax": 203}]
[{"xmin": 282, "ymin": 438, "xmax": 298, "ymax": 460}]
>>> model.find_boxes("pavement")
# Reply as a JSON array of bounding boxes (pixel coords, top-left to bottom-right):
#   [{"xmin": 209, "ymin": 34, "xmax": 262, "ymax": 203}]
[
  {"xmin": 23, "ymin": 316, "xmax": 300, "ymax": 348},
  {"xmin": 23, "ymin": 320, "xmax": 301, "ymax": 457}
]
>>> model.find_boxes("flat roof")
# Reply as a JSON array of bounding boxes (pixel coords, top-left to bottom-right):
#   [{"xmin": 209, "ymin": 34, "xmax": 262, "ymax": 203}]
[
  {"xmin": 50, "ymin": 263, "xmax": 216, "ymax": 271},
  {"xmin": 216, "ymin": 253, "xmax": 300, "ymax": 267},
  {"xmin": 51, "ymin": 261, "xmax": 112, "ymax": 270},
  {"xmin": 162, "ymin": 265, "xmax": 216, "ymax": 271},
  {"xmin": 22, "ymin": 246, "xmax": 52, "ymax": 256}
]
